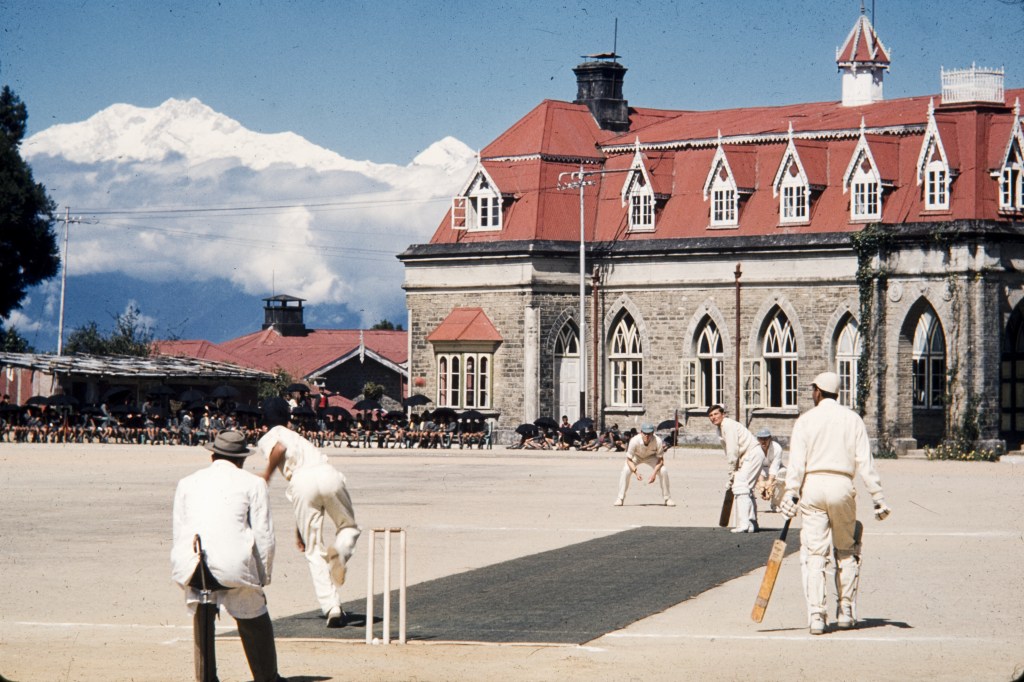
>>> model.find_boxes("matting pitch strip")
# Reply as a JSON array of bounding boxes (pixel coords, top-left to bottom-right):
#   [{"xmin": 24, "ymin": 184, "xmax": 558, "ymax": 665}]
[{"xmin": 271, "ymin": 526, "xmax": 792, "ymax": 644}]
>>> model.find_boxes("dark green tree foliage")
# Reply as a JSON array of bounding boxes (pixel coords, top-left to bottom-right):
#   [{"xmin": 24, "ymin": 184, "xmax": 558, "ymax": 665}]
[
  {"xmin": 371, "ymin": 319, "xmax": 404, "ymax": 331},
  {"xmin": 0, "ymin": 323, "xmax": 33, "ymax": 352},
  {"xmin": 65, "ymin": 305, "xmax": 154, "ymax": 357},
  {"xmin": 0, "ymin": 86, "xmax": 59, "ymax": 318}
]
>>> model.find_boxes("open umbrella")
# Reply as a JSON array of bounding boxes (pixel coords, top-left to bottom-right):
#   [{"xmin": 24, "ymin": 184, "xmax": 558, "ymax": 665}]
[
  {"xmin": 322, "ymin": 405, "xmax": 353, "ymax": 420},
  {"xmin": 46, "ymin": 394, "xmax": 80, "ymax": 408},
  {"xmin": 102, "ymin": 385, "xmax": 133, "ymax": 401},
  {"xmin": 459, "ymin": 409, "xmax": 486, "ymax": 422},
  {"xmin": 26, "ymin": 395, "xmax": 49, "ymax": 406},
  {"xmin": 110, "ymin": 403, "xmax": 138, "ymax": 415},
  {"xmin": 656, "ymin": 419, "xmax": 679, "ymax": 430},
  {"xmin": 291, "ymin": 405, "xmax": 316, "ymax": 418},
  {"xmin": 534, "ymin": 416, "xmax": 559, "ymax": 430},
  {"xmin": 210, "ymin": 385, "xmax": 240, "ymax": 399},
  {"xmin": 430, "ymin": 406, "xmax": 457, "ymax": 421},
  {"xmin": 232, "ymin": 403, "xmax": 261, "ymax": 416},
  {"xmin": 352, "ymin": 398, "xmax": 382, "ymax": 412},
  {"xmin": 401, "ymin": 394, "xmax": 431, "ymax": 407},
  {"xmin": 286, "ymin": 383, "xmax": 310, "ymax": 394},
  {"xmin": 571, "ymin": 417, "xmax": 594, "ymax": 431},
  {"xmin": 559, "ymin": 426, "xmax": 580, "ymax": 443},
  {"xmin": 385, "ymin": 410, "xmax": 408, "ymax": 421},
  {"xmin": 146, "ymin": 384, "xmax": 176, "ymax": 397},
  {"xmin": 515, "ymin": 423, "xmax": 539, "ymax": 437},
  {"xmin": 179, "ymin": 389, "xmax": 206, "ymax": 402}
]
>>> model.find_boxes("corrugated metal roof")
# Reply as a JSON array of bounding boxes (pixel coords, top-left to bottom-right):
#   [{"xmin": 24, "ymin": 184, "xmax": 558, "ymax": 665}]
[
  {"xmin": 426, "ymin": 308, "xmax": 503, "ymax": 342},
  {"xmin": 0, "ymin": 352, "xmax": 273, "ymax": 380}
]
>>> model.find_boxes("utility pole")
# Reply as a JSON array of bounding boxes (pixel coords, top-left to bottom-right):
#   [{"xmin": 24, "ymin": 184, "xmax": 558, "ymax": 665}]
[{"xmin": 56, "ymin": 207, "xmax": 82, "ymax": 355}]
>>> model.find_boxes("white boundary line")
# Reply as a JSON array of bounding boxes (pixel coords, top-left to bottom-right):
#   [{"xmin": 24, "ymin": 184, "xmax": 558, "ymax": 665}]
[{"xmin": 606, "ymin": 632, "xmax": 1006, "ymax": 643}]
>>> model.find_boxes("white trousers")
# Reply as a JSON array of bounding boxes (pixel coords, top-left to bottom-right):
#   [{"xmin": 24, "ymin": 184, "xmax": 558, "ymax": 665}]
[
  {"xmin": 287, "ymin": 462, "xmax": 361, "ymax": 614},
  {"xmin": 617, "ymin": 458, "xmax": 671, "ymax": 502},
  {"xmin": 798, "ymin": 473, "xmax": 860, "ymax": 619},
  {"xmin": 731, "ymin": 450, "xmax": 765, "ymax": 530}
]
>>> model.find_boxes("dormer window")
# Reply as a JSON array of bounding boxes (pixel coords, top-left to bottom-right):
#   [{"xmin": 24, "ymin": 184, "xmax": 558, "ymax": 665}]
[
  {"xmin": 916, "ymin": 101, "xmax": 952, "ymax": 212},
  {"xmin": 850, "ymin": 159, "xmax": 881, "ymax": 221},
  {"xmin": 844, "ymin": 123, "xmax": 885, "ymax": 223},
  {"xmin": 998, "ymin": 138, "xmax": 1023, "ymax": 212},
  {"xmin": 925, "ymin": 158, "xmax": 949, "ymax": 210},
  {"xmin": 622, "ymin": 141, "xmax": 657, "ymax": 232},
  {"xmin": 711, "ymin": 170, "xmax": 738, "ymax": 227},
  {"xmin": 704, "ymin": 141, "xmax": 750, "ymax": 228},
  {"xmin": 452, "ymin": 166, "xmax": 504, "ymax": 231},
  {"xmin": 779, "ymin": 163, "xmax": 808, "ymax": 223}
]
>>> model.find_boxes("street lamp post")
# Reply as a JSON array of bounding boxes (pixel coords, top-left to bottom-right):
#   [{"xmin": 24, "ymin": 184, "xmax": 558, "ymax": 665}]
[{"xmin": 557, "ymin": 165, "xmax": 637, "ymax": 421}]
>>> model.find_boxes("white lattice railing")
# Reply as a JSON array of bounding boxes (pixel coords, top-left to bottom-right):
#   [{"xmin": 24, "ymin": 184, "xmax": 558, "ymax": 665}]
[{"xmin": 941, "ymin": 65, "xmax": 1004, "ymax": 105}]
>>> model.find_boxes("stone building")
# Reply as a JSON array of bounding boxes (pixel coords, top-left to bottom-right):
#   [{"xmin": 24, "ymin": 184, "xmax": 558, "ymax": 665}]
[{"xmin": 400, "ymin": 11, "xmax": 1024, "ymax": 451}]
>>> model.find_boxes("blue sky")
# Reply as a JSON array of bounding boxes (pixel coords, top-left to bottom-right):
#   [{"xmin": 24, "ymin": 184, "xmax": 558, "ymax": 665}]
[{"xmin": 4, "ymin": 0, "xmax": 1023, "ymax": 165}]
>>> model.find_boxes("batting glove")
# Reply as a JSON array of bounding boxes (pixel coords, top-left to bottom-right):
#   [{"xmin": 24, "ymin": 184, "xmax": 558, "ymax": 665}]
[
  {"xmin": 780, "ymin": 495, "xmax": 799, "ymax": 519},
  {"xmin": 873, "ymin": 500, "xmax": 891, "ymax": 521}
]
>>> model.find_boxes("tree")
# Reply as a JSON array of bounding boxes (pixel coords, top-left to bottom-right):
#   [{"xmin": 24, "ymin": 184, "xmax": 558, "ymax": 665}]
[
  {"xmin": 362, "ymin": 381, "xmax": 384, "ymax": 401},
  {"xmin": 371, "ymin": 319, "xmax": 403, "ymax": 331},
  {"xmin": 0, "ymin": 86, "xmax": 59, "ymax": 319},
  {"xmin": 65, "ymin": 305, "xmax": 154, "ymax": 357},
  {"xmin": 0, "ymin": 323, "xmax": 33, "ymax": 352}
]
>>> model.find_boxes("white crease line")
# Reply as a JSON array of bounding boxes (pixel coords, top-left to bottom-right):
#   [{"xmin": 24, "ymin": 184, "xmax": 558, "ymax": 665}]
[
  {"xmin": 428, "ymin": 525, "xmax": 639, "ymax": 533},
  {"xmin": 866, "ymin": 531, "xmax": 1021, "ymax": 538},
  {"xmin": 606, "ymin": 632, "xmax": 1001, "ymax": 643},
  {"xmin": 9, "ymin": 621, "xmax": 202, "ymax": 632}
]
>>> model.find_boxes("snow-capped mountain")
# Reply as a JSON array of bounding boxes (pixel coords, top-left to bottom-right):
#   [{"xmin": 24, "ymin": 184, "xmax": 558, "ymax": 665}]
[{"xmin": 11, "ymin": 98, "xmax": 476, "ymax": 349}]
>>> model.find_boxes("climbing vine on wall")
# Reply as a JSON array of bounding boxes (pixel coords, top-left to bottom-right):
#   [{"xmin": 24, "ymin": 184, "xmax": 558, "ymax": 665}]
[{"xmin": 850, "ymin": 223, "xmax": 891, "ymax": 418}]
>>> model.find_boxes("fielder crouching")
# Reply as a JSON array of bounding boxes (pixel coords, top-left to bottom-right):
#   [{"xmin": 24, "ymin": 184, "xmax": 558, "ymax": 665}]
[{"xmin": 780, "ymin": 372, "xmax": 891, "ymax": 635}]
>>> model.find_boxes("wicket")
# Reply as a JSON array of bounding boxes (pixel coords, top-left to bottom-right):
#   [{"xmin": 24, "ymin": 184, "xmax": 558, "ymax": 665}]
[{"xmin": 365, "ymin": 527, "xmax": 407, "ymax": 644}]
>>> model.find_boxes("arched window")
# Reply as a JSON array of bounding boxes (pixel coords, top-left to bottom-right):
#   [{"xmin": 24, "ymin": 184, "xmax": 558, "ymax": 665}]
[
  {"xmin": 912, "ymin": 311, "xmax": 945, "ymax": 408},
  {"xmin": 763, "ymin": 310, "xmax": 798, "ymax": 407},
  {"xmin": 609, "ymin": 313, "xmax": 643, "ymax": 407},
  {"xmin": 696, "ymin": 318, "xmax": 725, "ymax": 407},
  {"xmin": 835, "ymin": 317, "xmax": 862, "ymax": 408},
  {"xmin": 554, "ymin": 320, "xmax": 581, "ymax": 421}
]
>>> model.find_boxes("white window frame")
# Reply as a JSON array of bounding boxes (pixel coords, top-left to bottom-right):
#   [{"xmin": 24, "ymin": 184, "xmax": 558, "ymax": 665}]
[
  {"xmin": 436, "ymin": 351, "xmax": 493, "ymax": 409},
  {"xmin": 835, "ymin": 317, "xmax": 862, "ymax": 409},
  {"xmin": 780, "ymin": 177, "xmax": 808, "ymax": 223},
  {"xmin": 763, "ymin": 312, "xmax": 799, "ymax": 408},
  {"xmin": 851, "ymin": 162, "xmax": 881, "ymax": 221},
  {"xmin": 710, "ymin": 178, "xmax": 738, "ymax": 227},
  {"xmin": 453, "ymin": 168, "xmax": 503, "ymax": 231},
  {"xmin": 609, "ymin": 314, "xmax": 643, "ymax": 407},
  {"xmin": 629, "ymin": 188, "xmax": 655, "ymax": 231},
  {"xmin": 912, "ymin": 312, "xmax": 945, "ymax": 409},
  {"xmin": 696, "ymin": 319, "xmax": 725, "ymax": 407},
  {"xmin": 742, "ymin": 359, "xmax": 765, "ymax": 409},
  {"xmin": 925, "ymin": 159, "xmax": 949, "ymax": 211},
  {"xmin": 1000, "ymin": 163, "xmax": 1023, "ymax": 211}
]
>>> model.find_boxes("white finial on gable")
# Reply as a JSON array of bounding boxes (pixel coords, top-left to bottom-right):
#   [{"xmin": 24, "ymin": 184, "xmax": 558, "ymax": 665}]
[{"xmin": 1015, "ymin": 97, "xmax": 1021, "ymax": 119}]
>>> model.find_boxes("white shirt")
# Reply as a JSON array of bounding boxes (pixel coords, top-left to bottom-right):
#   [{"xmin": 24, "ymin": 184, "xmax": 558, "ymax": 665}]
[
  {"xmin": 759, "ymin": 440, "xmax": 787, "ymax": 477},
  {"xmin": 257, "ymin": 425, "xmax": 330, "ymax": 482},
  {"xmin": 171, "ymin": 459, "xmax": 275, "ymax": 590},
  {"xmin": 717, "ymin": 417, "xmax": 758, "ymax": 469},
  {"xmin": 785, "ymin": 398, "xmax": 883, "ymax": 498},
  {"xmin": 626, "ymin": 433, "xmax": 663, "ymax": 463}
]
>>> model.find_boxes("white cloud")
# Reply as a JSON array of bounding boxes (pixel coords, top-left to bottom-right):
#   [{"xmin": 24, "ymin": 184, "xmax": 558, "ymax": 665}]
[{"xmin": 23, "ymin": 98, "xmax": 475, "ymax": 334}]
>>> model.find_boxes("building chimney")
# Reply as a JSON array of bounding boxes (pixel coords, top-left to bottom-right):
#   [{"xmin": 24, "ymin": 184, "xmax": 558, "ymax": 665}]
[
  {"xmin": 263, "ymin": 294, "xmax": 308, "ymax": 337},
  {"xmin": 573, "ymin": 55, "xmax": 630, "ymax": 132}
]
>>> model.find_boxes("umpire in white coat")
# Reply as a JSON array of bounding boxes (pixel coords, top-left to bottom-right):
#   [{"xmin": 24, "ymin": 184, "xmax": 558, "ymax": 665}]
[
  {"xmin": 171, "ymin": 430, "xmax": 282, "ymax": 682},
  {"xmin": 781, "ymin": 372, "xmax": 891, "ymax": 635},
  {"xmin": 707, "ymin": 404, "xmax": 765, "ymax": 533}
]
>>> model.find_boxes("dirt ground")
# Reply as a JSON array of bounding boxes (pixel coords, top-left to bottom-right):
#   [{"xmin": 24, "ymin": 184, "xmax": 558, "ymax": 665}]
[{"xmin": 1, "ymin": 441, "xmax": 1022, "ymax": 682}]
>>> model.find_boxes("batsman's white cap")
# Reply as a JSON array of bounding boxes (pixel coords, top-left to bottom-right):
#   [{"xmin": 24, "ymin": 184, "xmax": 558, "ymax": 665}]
[{"xmin": 811, "ymin": 371, "xmax": 841, "ymax": 395}]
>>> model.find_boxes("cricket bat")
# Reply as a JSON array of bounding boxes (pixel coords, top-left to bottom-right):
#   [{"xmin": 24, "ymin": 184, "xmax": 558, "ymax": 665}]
[
  {"xmin": 718, "ymin": 488, "xmax": 734, "ymax": 527},
  {"xmin": 751, "ymin": 517, "xmax": 792, "ymax": 623}
]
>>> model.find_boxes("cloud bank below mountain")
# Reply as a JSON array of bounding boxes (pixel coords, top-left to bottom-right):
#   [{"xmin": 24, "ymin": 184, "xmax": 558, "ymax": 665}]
[{"xmin": 14, "ymin": 98, "xmax": 474, "ymax": 345}]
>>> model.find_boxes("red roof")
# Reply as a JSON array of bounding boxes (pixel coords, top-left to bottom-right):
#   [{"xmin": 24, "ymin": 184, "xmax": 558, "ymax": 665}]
[
  {"xmin": 427, "ymin": 87, "xmax": 1024, "ymax": 245},
  {"xmin": 426, "ymin": 308, "xmax": 502, "ymax": 343},
  {"xmin": 836, "ymin": 12, "xmax": 890, "ymax": 66},
  {"xmin": 157, "ymin": 329, "xmax": 407, "ymax": 381}
]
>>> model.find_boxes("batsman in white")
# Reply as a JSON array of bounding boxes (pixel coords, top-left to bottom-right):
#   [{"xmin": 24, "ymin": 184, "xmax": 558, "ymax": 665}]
[
  {"xmin": 614, "ymin": 423, "xmax": 675, "ymax": 507},
  {"xmin": 259, "ymin": 397, "xmax": 361, "ymax": 628},
  {"xmin": 707, "ymin": 404, "xmax": 765, "ymax": 533},
  {"xmin": 780, "ymin": 372, "xmax": 891, "ymax": 635}
]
